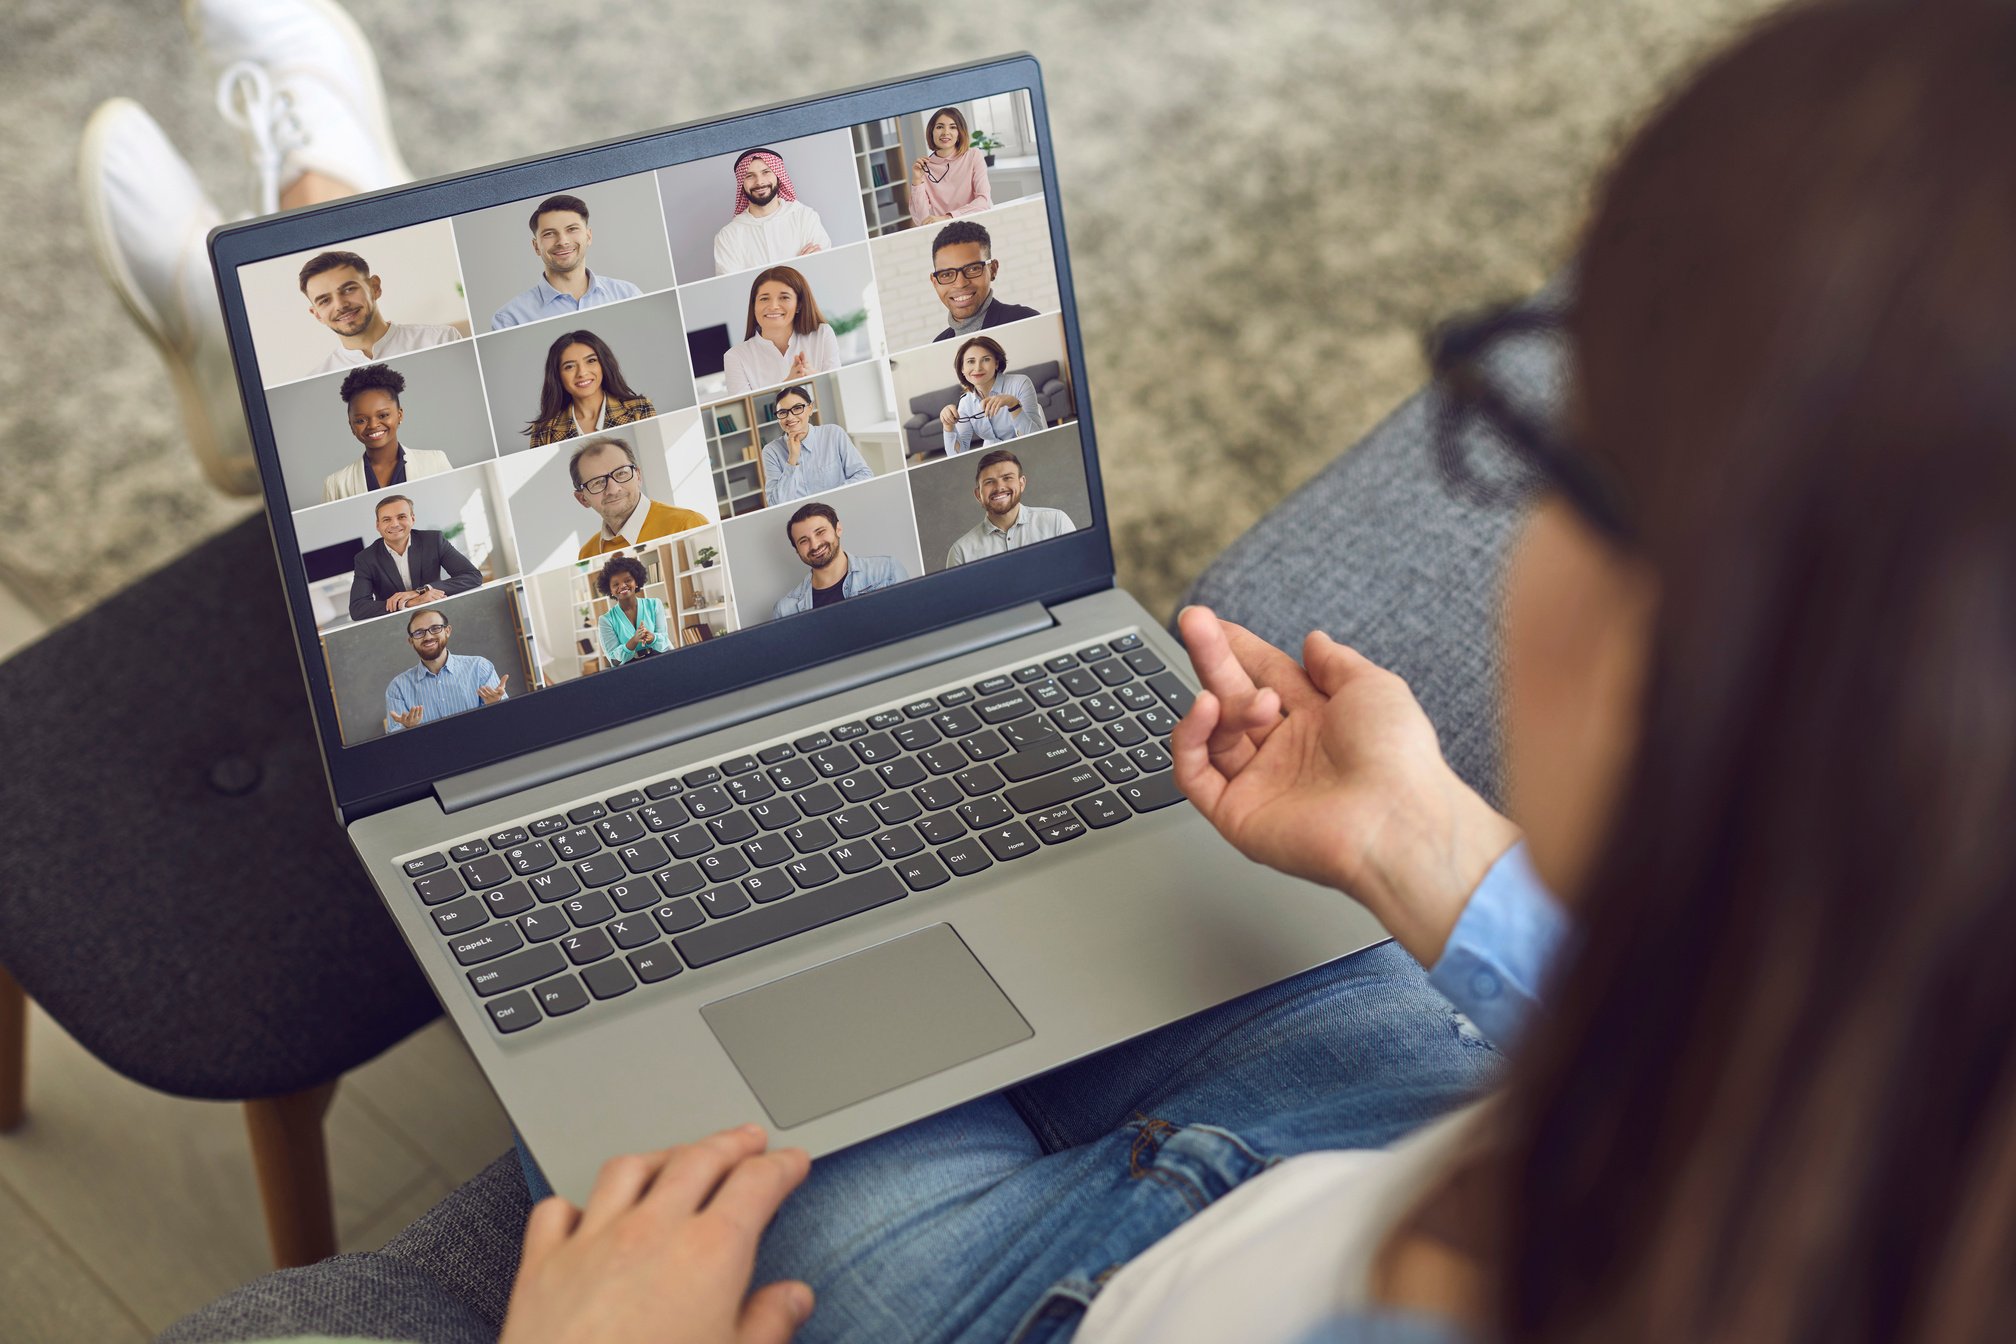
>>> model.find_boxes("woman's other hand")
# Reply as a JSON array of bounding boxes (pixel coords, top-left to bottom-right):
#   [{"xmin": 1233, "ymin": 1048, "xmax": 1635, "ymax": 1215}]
[{"xmin": 499, "ymin": 1125, "xmax": 814, "ymax": 1344}]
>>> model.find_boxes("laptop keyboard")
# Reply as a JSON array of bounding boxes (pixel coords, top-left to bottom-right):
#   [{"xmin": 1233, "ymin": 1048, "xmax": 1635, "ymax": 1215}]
[{"xmin": 395, "ymin": 631, "xmax": 1199, "ymax": 1036}]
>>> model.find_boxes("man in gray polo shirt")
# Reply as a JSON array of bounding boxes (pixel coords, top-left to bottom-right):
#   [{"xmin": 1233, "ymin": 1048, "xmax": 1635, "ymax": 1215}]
[{"xmin": 945, "ymin": 449, "xmax": 1077, "ymax": 568}]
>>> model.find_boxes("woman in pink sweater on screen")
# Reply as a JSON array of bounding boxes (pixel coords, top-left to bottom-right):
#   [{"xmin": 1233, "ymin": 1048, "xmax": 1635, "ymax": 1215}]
[{"xmin": 909, "ymin": 105, "xmax": 992, "ymax": 224}]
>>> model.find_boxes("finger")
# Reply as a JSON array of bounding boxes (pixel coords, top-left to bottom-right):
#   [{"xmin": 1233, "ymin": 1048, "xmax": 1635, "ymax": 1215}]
[
  {"xmin": 1218, "ymin": 619, "xmax": 1327, "ymax": 715},
  {"xmin": 499, "ymin": 674, "xmax": 511, "ymax": 690},
  {"xmin": 643, "ymin": 1124, "xmax": 769, "ymax": 1216},
  {"xmin": 520, "ymin": 1194, "xmax": 581, "ymax": 1261},
  {"xmin": 576, "ymin": 1149, "xmax": 674, "ymax": 1236},
  {"xmin": 1180, "ymin": 607, "xmax": 1306, "ymax": 735},
  {"xmin": 1170, "ymin": 689, "xmax": 1232, "ymax": 817},
  {"xmin": 702, "ymin": 1146, "xmax": 812, "ymax": 1244},
  {"xmin": 1303, "ymin": 631, "xmax": 1379, "ymax": 698},
  {"xmin": 739, "ymin": 1280, "xmax": 815, "ymax": 1344}
]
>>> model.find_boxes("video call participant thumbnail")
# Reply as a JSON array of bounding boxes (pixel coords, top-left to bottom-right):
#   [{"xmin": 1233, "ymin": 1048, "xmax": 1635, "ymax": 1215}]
[
  {"xmin": 929, "ymin": 220, "xmax": 1040, "ymax": 341},
  {"xmin": 722, "ymin": 265, "xmax": 840, "ymax": 395},
  {"xmin": 945, "ymin": 449, "xmax": 1078, "ymax": 567},
  {"xmin": 525, "ymin": 329, "xmax": 656, "ymax": 447},
  {"xmin": 910, "ymin": 107, "xmax": 992, "ymax": 225},
  {"xmin": 596, "ymin": 554, "xmax": 672, "ymax": 666},
  {"xmin": 939, "ymin": 335, "xmax": 1045, "ymax": 453},
  {"xmin": 324, "ymin": 363, "xmax": 451, "ymax": 502},
  {"xmin": 347, "ymin": 493, "xmax": 482, "ymax": 621},
  {"xmin": 773, "ymin": 502, "xmax": 908, "ymax": 618},
  {"xmin": 298, "ymin": 249, "xmax": 464, "ymax": 379},
  {"xmin": 491, "ymin": 194, "xmax": 642, "ymax": 331},
  {"xmin": 570, "ymin": 436, "xmax": 709, "ymax": 559},
  {"xmin": 712, "ymin": 148, "xmax": 832, "ymax": 277},
  {"xmin": 761, "ymin": 384, "xmax": 872, "ymax": 507},
  {"xmin": 385, "ymin": 607, "xmax": 508, "ymax": 732}
]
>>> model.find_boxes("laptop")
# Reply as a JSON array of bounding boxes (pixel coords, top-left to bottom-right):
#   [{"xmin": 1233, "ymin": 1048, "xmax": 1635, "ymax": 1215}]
[{"xmin": 208, "ymin": 55, "xmax": 1389, "ymax": 1200}]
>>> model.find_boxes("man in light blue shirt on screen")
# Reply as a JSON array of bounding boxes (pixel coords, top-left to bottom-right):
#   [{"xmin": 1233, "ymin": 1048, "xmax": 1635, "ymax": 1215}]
[
  {"xmin": 772, "ymin": 502, "xmax": 908, "ymax": 619},
  {"xmin": 490, "ymin": 193, "xmax": 642, "ymax": 330},
  {"xmin": 944, "ymin": 448, "xmax": 1078, "ymax": 567},
  {"xmin": 384, "ymin": 608, "xmax": 509, "ymax": 732}
]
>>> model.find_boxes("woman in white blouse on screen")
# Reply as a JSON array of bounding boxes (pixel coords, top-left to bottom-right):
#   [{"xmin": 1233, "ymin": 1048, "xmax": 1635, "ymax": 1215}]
[{"xmin": 720, "ymin": 265, "xmax": 840, "ymax": 395}]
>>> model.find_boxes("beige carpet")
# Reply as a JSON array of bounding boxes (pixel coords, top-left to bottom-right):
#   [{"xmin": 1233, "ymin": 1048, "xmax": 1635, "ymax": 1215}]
[{"xmin": 1, "ymin": 0, "xmax": 1783, "ymax": 626}]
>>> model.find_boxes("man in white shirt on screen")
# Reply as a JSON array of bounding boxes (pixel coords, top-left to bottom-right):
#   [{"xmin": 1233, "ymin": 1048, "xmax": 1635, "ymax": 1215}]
[
  {"xmin": 944, "ymin": 449, "xmax": 1077, "ymax": 567},
  {"xmin": 712, "ymin": 148, "xmax": 832, "ymax": 276},
  {"xmin": 300, "ymin": 250, "xmax": 463, "ymax": 378}
]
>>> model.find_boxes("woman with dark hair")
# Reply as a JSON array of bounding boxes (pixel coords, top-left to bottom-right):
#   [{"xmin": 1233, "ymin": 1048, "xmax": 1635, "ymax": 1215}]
[
  {"xmin": 322, "ymin": 362, "xmax": 450, "ymax": 502},
  {"xmin": 721, "ymin": 265, "xmax": 839, "ymax": 394},
  {"xmin": 471, "ymin": 4, "xmax": 2016, "ymax": 1342},
  {"xmin": 525, "ymin": 330, "xmax": 656, "ymax": 446},
  {"xmin": 910, "ymin": 105, "xmax": 992, "ymax": 225},
  {"xmin": 595, "ymin": 553, "xmax": 670, "ymax": 666},
  {"xmin": 938, "ymin": 333, "xmax": 1044, "ymax": 453}
]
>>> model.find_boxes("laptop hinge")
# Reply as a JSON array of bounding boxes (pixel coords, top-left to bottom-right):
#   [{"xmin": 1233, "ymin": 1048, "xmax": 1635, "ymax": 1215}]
[{"xmin": 433, "ymin": 601, "xmax": 1058, "ymax": 815}]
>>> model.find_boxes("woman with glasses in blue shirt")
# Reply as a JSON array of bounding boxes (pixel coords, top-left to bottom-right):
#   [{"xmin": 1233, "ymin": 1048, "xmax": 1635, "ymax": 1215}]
[{"xmin": 938, "ymin": 334, "xmax": 1046, "ymax": 455}]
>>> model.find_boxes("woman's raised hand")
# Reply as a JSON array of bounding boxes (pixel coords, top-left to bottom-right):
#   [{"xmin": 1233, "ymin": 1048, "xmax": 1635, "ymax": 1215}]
[{"xmin": 1170, "ymin": 606, "xmax": 1520, "ymax": 964}]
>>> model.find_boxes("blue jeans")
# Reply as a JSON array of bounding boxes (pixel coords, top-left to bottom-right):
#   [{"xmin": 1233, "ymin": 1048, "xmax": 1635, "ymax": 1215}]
[{"xmin": 517, "ymin": 940, "xmax": 1500, "ymax": 1343}]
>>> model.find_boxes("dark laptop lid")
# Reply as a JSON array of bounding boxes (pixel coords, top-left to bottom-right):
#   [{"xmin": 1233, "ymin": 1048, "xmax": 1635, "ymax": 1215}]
[{"xmin": 209, "ymin": 57, "xmax": 1114, "ymax": 819}]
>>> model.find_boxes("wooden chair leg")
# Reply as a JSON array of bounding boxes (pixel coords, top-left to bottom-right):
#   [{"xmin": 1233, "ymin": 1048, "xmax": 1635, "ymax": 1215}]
[
  {"xmin": 0, "ymin": 964, "xmax": 24, "ymax": 1132},
  {"xmin": 243, "ymin": 1080, "xmax": 340, "ymax": 1268}
]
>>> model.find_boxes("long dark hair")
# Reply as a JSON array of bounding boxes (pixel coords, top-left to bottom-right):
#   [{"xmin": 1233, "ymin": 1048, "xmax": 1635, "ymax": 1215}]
[
  {"xmin": 524, "ymin": 330, "xmax": 643, "ymax": 437},
  {"xmin": 1448, "ymin": 4, "xmax": 2016, "ymax": 1341}
]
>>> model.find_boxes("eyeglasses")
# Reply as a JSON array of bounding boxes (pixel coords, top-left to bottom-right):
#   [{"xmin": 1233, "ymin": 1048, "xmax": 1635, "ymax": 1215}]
[
  {"xmin": 1426, "ymin": 300, "xmax": 1633, "ymax": 545},
  {"xmin": 407, "ymin": 623, "xmax": 449, "ymax": 641},
  {"xmin": 930, "ymin": 260, "xmax": 992, "ymax": 286},
  {"xmin": 576, "ymin": 462, "xmax": 639, "ymax": 495},
  {"xmin": 774, "ymin": 403, "xmax": 811, "ymax": 419}
]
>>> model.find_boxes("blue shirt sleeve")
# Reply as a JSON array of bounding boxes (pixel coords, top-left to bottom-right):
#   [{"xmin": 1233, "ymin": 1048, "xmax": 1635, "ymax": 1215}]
[{"xmin": 1425, "ymin": 842, "xmax": 1570, "ymax": 1054}]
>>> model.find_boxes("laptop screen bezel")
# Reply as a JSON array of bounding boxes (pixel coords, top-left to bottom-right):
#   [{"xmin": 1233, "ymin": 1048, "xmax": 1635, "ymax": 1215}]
[{"xmin": 208, "ymin": 55, "xmax": 1117, "ymax": 819}]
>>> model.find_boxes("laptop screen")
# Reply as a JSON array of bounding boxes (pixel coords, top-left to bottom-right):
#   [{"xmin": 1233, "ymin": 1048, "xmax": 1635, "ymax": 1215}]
[{"xmin": 221, "ymin": 75, "xmax": 1099, "ymax": 775}]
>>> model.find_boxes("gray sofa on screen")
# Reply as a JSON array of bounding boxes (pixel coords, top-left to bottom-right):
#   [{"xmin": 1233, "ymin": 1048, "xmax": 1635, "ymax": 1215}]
[
  {"xmin": 901, "ymin": 361, "xmax": 1076, "ymax": 461},
  {"xmin": 153, "ymin": 320, "xmax": 1556, "ymax": 1343}
]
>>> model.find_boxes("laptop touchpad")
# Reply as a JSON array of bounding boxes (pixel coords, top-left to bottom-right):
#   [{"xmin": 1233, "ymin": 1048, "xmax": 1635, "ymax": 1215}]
[{"xmin": 701, "ymin": 924, "xmax": 1032, "ymax": 1129}]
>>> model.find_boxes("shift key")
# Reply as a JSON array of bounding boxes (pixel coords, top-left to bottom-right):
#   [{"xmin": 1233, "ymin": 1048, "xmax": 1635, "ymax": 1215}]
[
  {"xmin": 467, "ymin": 943, "xmax": 567, "ymax": 997},
  {"xmin": 1003, "ymin": 764, "xmax": 1103, "ymax": 813}
]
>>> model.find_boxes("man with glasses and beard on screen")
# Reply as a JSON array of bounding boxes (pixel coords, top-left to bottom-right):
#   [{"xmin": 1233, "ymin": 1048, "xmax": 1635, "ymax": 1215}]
[
  {"xmin": 384, "ymin": 608, "xmax": 508, "ymax": 732},
  {"xmin": 569, "ymin": 436, "xmax": 710, "ymax": 560}
]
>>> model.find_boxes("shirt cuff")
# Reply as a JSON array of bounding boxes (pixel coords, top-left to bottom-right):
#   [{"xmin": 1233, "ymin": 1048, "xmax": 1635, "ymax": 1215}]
[{"xmin": 1426, "ymin": 842, "xmax": 1570, "ymax": 1055}]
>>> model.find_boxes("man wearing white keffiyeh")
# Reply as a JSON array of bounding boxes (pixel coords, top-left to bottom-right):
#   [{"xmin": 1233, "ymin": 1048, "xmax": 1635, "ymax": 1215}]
[{"xmin": 711, "ymin": 146, "xmax": 834, "ymax": 277}]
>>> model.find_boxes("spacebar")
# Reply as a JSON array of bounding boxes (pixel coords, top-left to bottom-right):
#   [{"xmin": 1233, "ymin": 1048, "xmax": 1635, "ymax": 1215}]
[{"xmin": 673, "ymin": 869, "xmax": 907, "ymax": 968}]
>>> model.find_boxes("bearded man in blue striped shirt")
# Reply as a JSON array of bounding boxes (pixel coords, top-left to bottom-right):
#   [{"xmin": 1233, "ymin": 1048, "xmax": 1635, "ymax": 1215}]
[{"xmin": 384, "ymin": 608, "xmax": 509, "ymax": 732}]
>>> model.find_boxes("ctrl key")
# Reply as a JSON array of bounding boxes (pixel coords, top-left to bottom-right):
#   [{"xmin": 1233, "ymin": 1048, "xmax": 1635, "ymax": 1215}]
[{"xmin": 485, "ymin": 990, "xmax": 541, "ymax": 1034}]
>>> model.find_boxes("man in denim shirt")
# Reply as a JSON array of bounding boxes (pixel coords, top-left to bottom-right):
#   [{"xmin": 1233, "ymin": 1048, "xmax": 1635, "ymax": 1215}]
[{"xmin": 772, "ymin": 502, "xmax": 909, "ymax": 619}]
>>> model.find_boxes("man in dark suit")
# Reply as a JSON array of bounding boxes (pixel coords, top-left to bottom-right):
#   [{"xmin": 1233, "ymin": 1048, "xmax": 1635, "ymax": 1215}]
[
  {"xmin": 347, "ymin": 494, "xmax": 482, "ymax": 621},
  {"xmin": 929, "ymin": 219, "xmax": 1042, "ymax": 341}
]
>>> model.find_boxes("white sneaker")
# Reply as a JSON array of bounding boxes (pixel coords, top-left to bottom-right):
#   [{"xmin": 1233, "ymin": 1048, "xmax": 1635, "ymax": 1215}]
[
  {"xmin": 78, "ymin": 100, "xmax": 259, "ymax": 497},
  {"xmin": 187, "ymin": 0, "xmax": 413, "ymax": 216}
]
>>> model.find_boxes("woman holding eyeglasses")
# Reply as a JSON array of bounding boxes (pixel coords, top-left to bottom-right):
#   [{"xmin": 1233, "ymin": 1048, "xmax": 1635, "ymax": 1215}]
[
  {"xmin": 525, "ymin": 329, "xmax": 656, "ymax": 447},
  {"xmin": 909, "ymin": 106, "xmax": 992, "ymax": 226},
  {"xmin": 721, "ymin": 265, "xmax": 840, "ymax": 395},
  {"xmin": 939, "ymin": 334, "xmax": 1045, "ymax": 455},
  {"xmin": 595, "ymin": 554, "xmax": 672, "ymax": 666},
  {"xmin": 760, "ymin": 383, "xmax": 874, "ymax": 507}
]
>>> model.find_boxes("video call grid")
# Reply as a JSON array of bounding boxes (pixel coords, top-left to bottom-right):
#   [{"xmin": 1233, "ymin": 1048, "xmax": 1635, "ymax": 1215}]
[{"xmin": 252, "ymin": 95, "xmax": 1086, "ymax": 742}]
